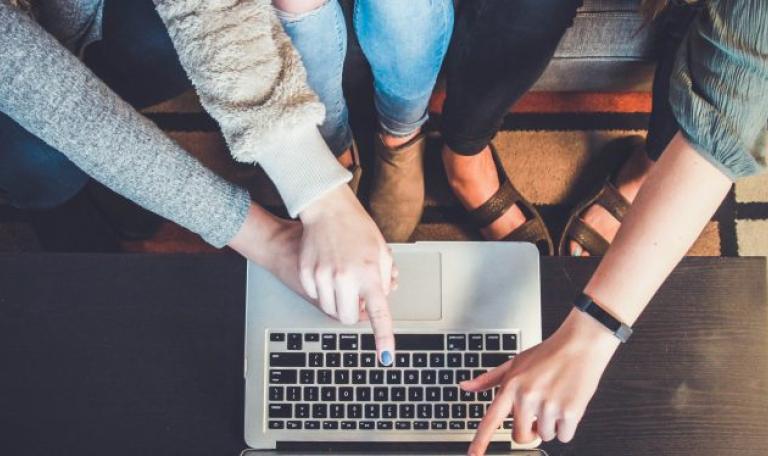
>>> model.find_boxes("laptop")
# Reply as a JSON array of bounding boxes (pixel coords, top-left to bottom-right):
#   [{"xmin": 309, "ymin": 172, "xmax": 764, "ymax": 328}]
[{"xmin": 243, "ymin": 241, "xmax": 543, "ymax": 454}]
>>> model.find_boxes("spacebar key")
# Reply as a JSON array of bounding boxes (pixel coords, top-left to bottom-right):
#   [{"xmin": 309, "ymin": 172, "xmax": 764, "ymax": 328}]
[{"xmin": 362, "ymin": 334, "xmax": 444, "ymax": 351}]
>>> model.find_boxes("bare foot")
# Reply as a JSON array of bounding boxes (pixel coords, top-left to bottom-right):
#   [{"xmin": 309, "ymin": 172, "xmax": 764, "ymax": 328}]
[
  {"xmin": 569, "ymin": 144, "xmax": 655, "ymax": 256},
  {"xmin": 442, "ymin": 145, "xmax": 527, "ymax": 240}
]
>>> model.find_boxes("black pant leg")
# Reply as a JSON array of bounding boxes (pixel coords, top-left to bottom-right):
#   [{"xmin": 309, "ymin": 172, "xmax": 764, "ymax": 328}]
[
  {"xmin": 645, "ymin": 3, "xmax": 702, "ymax": 160},
  {"xmin": 442, "ymin": 0, "xmax": 582, "ymax": 155}
]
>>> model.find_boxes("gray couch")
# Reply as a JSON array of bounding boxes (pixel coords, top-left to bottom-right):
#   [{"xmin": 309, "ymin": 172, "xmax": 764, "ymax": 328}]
[{"xmin": 534, "ymin": 0, "xmax": 656, "ymax": 91}]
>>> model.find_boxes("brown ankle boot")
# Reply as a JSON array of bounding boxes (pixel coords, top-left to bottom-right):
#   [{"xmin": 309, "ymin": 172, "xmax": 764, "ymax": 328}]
[{"xmin": 368, "ymin": 133, "xmax": 426, "ymax": 242}]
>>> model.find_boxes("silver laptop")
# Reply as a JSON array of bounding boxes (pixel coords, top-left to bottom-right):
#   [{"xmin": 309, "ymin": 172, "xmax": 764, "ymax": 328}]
[{"xmin": 243, "ymin": 241, "xmax": 543, "ymax": 454}]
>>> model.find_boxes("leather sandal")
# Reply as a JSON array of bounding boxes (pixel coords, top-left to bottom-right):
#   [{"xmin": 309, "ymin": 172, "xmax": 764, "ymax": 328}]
[
  {"xmin": 465, "ymin": 142, "xmax": 554, "ymax": 255},
  {"xmin": 558, "ymin": 135, "xmax": 643, "ymax": 256}
]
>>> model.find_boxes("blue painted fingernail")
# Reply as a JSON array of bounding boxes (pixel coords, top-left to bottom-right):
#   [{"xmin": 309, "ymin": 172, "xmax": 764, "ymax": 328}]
[{"xmin": 381, "ymin": 350, "xmax": 393, "ymax": 366}]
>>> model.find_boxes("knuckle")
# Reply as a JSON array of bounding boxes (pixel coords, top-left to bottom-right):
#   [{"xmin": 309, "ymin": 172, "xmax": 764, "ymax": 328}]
[{"xmin": 561, "ymin": 406, "xmax": 581, "ymax": 421}]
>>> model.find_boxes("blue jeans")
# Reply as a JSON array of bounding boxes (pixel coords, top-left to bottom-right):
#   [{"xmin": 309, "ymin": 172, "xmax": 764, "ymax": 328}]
[
  {"xmin": 277, "ymin": 0, "xmax": 454, "ymax": 156},
  {"xmin": 0, "ymin": 0, "xmax": 190, "ymax": 209}
]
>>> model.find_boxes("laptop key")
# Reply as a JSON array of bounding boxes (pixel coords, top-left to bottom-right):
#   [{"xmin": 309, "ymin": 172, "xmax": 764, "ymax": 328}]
[
  {"xmin": 321, "ymin": 334, "xmax": 336, "ymax": 350},
  {"xmin": 330, "ymin": 404, "xmax": 344, "ymax": 418},
  {"xmin": 382, "ymin": 404, "xmax": 396, "ymax": 419},
  {"xmin": 447, "ymin": 334, "xmax": 466, "ymax": 351},
  {"xmin": 312, "ymin": 404, "xmax": 327, "ymax": 418},
  {"xmin": 404, "ymin": 370, "xmax": 419, "ymax": 384},
  {"xmin": 502, "ymin": 334, "xmax": 518, "ymax": 351},
  {"xmin": 365, "ymin": 404, "xmax": 380, "ymax": 419},
  {"xmin": 300, "ymin": 369, "xmax": 314, "ymax": 384},
  {"xmin": 309, "ymin": 352, "xmax": 323, "ymax": 367},
  {"xmin": 321, "ymin": 387, "xmax": 336, "ymax": 402},
  {"xmin": 326, "ymin": 353, "xmax": 341, "ymax": 368},
  {"xmin": 269, "ymin": 333, "xmax": 285, "ymax": 342},
  {"xmin": 399, "ymin": 404, "xmax": 415, "ymax": 418},
  {"xmin": 414, "ymin": 421, "xmax": 429, "ymax": 430},
  {"xmin": 464, "ymin": 353, "xmax": 479, "ymax": 368},
  {"xmin": 426, "ymin": 387, "xmax": 441, "ymax": 402},
  {"xmin": 435, "ymin": 404, "xmax": 449, "ymax": 419},
  {"xmin": 287, "ymin": 333, "xmax": 302, "ymax": 350},
  {"xmin": 341, "ymin": 421, "xmax": 357, "ymax": 430},
  {"xmin": 305, "ymin": 420, "xmax": 320, "ymax": 430},
  {"xmin": 417, "ymin": 404, "xmax": 432, "ymax": 419},
  {"xmin": 268, "ymin": 404, "xmax": 292, "ymax": 418},
  {"xmin": 429, "ymin": 353, "xmax": 445, "ymax": 368},
  {"xmin": 269, "ymin": 352, "xmax": 307, "ymax": 367},
  {"xmin": 438, "ymin": 370, "xmax": 454, "ymax": 385},
  {"xmin": 469, "ymin": 404, "xmax": 484, "ymax": 419},
  {"xmin": 443, "ymin": 387, "xmax": 458, "ymax": 402},
  {"xmin": 451, "ymin": 404, "xmax": 467, "ymax": 419},
  {"xmin": 359, "ymin": 421, "xmax": 375, "ymax": 430},
  {"xmin": 343, "ymin": 353, "xmax": 358, "ymax": 368},
  {"xmin": 456, "ymin": 369, "xmax": 472, "ymax": 383},
  {"xmin": 485, "ymin": 334, "xmax": 501, "ymax": 351},
  {"xmin": 412, "ymin": 353, "xmax": 428, "ymax": 367},
  {"xmin": 450, "ymin": 421, "xmax": 466, "ymax": 430},
  {"xmin": 269, "ymin": 386, "xmax": 284, "ymax": 401},
  {"xmin": 408, "ymin": 387, "xmax": 424, "ymax": 402},
  {"xmin": 461, "ymin": 390, "xmax": 475, "ymax": 402},
  {"xmin": 468, "ymin": 420, "xmax": 480, "ymax": 429},
  {"xmin": 287, "ymin": 386, "xmax": 301, "ymax": 401},
  {"xmin": 391, "ymin": 387, "xmax": 406, "ymax": 402},
  {"xmin": 339, "ymin": 334, "xmax": 359, "ymax": 350},
  {"xmin": 395, "ymin": 353, "xmax": 410, "ymax": 367},
  {"xmin": 370, "ymin": 370, "xmax": 384, "ymax": 384},
  {"xmin": 269, "ymin": 369, "xmax": 297, "ymax": 384},
  {"xmin": 361, "ymin": 352, "xmax": 376, "ymax": 367},
  {"xmin": 356, "ymin": 387, "xmax": 371, "ymax": 402},
  {"xmin": 377, "ymin": 421, "xmax": 394, "ymax": 430},
  {"xmin": 431, "ymin": 421, "xmax": 447, "ymax": 430},
  {"xmin": 322, "ymin": 421, "xmax": 338, "ymax": 430},
  {"xmin": 339, "ymin": 387, "xmax": 354, "ymax": 401},
  {"xmin": 503, "ymin": 420, "xmax": 513, "ymax": 429},
  {"xmin": 447, "ymin": 353, "xmax": 462, "ymax": 368},
  {"xmin": 468, "ymin": 334, "xmax": 484, "ymax": 350},
  {"xmin": 481, "ymin": 353, "xmax": 513, "ymax": 368},
  {"xmin": 347, "ymin": 404, "xmax": 362, "ymax": 419},
  {"xmin": 421, "ymin": 370, "xmax": 436, "ymax": 384},
  {"xmin": 334, "ymin": 369, "xmax": 350, "ymax": 384},
  {"xmin": 304, "ymin": 333, "xmax": 319, "ymax": 342},
  {"xmin": 304, "ymin": 386, "xmax": 319, "ymax": 402},
  {"xmin": 374, "ymin": 387, "xmax": 389, "ymax": 401},
  {"xmin": 287, "ymin": 420, "xmax": 302, "ymax": 430},
  {"xmin": 317, "ymin": 370, "xmax": 332, "ymax": 384},
  {"xmin": 396, "ymin": 421, "xmax": 411, "ymax": 430},
  {"xmin": 478, "ymin": 389, "xmax": 493, "ymax": 401},
  {"xmin": 268, "ymin": 420, "xmax": 284, "ymax": 429},
  {"xmin": 352, "ymin": 369, "xmax": 367, "ymax": 384},
  {"xmin": 362, "ymin": 334, "xmax": 444, "ymax": 351},
  {"xmin": 295, "ymin": 403, "xmax": 310, "ymax": 419},
  {"xmin": 386, "ymin": 370, "xmax": 402, "ymax": 384}
]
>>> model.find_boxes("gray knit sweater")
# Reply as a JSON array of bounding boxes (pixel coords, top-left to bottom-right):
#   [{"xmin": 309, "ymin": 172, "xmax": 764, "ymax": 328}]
[{"xmin": 0, "ymin": 0, "xmax": 350, "ymax": 247}]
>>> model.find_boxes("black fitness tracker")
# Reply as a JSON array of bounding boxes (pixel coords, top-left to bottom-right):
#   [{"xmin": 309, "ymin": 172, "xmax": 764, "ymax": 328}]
[{"xmin": 574, "ymin": 293, "xmax": 633, "ymax": 343}]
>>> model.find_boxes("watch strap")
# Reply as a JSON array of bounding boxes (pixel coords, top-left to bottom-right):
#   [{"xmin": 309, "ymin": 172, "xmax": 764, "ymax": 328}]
[{"xmin": 574, "ymin": 293, "xmax": 633, "ymax": 343}]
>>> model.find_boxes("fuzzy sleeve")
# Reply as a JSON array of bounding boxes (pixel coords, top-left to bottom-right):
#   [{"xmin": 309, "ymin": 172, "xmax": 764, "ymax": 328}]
[{"xmin": 154, "ymin": 0, "xmax": 351, "ymax": 217}]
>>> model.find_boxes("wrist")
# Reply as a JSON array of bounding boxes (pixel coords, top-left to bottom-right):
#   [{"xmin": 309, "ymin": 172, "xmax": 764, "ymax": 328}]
[
  {"xmin": 228, "ymin": 202, "xmax": 284, "ymax": 266},
  {"xmin": 559, "ymin": 308, "xmax": 622, "ymax": 358},
  {"xmin": 298, "ymin": 184, "xmax": 355, "ymax": 225}
]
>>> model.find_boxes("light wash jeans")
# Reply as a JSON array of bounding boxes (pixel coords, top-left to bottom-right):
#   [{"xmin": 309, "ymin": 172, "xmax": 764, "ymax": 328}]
[{"xmin": 277, "ymin": 0, "xmax": 454, "ymax": 156}]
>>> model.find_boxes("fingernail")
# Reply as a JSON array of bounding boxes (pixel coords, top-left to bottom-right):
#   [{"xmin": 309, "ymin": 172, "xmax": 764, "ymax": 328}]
[
  {"xmin": 572, "ymin": 246, "xmax": 582, "ymax": 257},
  {"xmin": 380, "ymin": 350, "xmax": 393, "ymax": 366}
]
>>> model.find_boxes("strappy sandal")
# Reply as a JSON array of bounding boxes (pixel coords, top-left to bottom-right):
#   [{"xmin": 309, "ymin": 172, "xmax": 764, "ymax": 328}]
[
  {"xmin": 465, "ymin": 143, "xmax": 555, "ymax": 255},
  {"xmin": 348, "ymin": 139, "xmax": 363, "ymax": 195},
  {"xmin": 558, "ymin": 135, "xmax": 643, "ymax": 256}
]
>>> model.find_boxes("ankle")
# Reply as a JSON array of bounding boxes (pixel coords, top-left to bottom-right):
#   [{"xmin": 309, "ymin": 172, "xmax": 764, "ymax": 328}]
[{"xmin": 380, "ymin": 130, "xmax": 419, "ymax": 149}]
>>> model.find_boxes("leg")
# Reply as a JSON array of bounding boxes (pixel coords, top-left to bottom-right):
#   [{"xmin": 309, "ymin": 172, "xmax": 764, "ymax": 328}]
[
  {"xmin": 567, "ymin": 3, "xmax": 701, "ymax": 256},
  {"xmin": 441, "ymin": 0, "xmax": 581, "ymax": 240},
  {"xmin": 274, "ymin": 0, "xmax": 355, "ymax": 162},
  {"xmin": 355, "ymin": 0, "xmax": 454, "ymax": 145}
]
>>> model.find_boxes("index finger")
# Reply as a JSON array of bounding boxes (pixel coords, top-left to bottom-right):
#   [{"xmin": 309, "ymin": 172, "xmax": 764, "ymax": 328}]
[
  {"xmin": 361, "ymin": 285, "xmax": 395, "ymax": 366},
  {"xmin": 468, "ymin": 387, "xmax": 513, "ymax": 456}
]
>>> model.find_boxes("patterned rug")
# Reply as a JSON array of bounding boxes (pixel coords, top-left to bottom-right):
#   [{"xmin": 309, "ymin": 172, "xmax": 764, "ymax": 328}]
[{"xmin": 1, "ymin": 88, "xmax": 767, "ymax": 259}]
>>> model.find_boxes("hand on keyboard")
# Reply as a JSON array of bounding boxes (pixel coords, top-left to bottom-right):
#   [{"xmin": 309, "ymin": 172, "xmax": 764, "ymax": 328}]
[
  {"xmin": 298, "ymin": 185, "xmax": 397, "ymax": 365},
  {"xmin": 461, "ymin": 309, "xmax": 620, "ymax": 454}
]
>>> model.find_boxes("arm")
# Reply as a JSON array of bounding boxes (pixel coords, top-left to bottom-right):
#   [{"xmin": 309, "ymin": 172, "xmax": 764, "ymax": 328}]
[
  {"xmin": 154, "ymin": 0, "xmax": 396, "ymax": 362},
  {"xmin": 0, "ymin": 2, "xmax": 249, "ymax": 248}
]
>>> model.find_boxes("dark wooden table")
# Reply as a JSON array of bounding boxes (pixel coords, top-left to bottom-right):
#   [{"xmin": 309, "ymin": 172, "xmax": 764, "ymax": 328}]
[{"xmin": 0, "ymin": 254, "xmax": 765, "ymax": 455}]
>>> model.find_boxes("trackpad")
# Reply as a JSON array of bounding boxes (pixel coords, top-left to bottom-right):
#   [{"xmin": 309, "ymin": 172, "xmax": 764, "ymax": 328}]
[{"xmin": 388, "ymin": 252, "xmax": 442, "ymax": 321}]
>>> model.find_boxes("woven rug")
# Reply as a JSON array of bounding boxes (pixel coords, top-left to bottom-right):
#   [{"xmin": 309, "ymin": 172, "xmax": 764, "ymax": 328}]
[{"xmin": 1, "ymin": 89, "xmax": 767, "ymax": 258}]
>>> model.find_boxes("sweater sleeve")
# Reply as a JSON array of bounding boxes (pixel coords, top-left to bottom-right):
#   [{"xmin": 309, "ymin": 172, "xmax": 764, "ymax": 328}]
[
  {"xmin": 153, "ymin": 0, "xmax": 351, "ymax": 217},
  {"xmin": 0, "ymin": 2, "xmax": 250, "ymax": 248},
  {"xmin": 669, "ymin": 0, "xmax": 768, "ymax": 180}
]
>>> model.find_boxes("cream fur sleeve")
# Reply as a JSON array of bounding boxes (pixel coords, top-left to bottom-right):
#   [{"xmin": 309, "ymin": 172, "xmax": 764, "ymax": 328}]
[{"xmin": 154, "ymin": 0, "xmax": 350, "ymax": 217}]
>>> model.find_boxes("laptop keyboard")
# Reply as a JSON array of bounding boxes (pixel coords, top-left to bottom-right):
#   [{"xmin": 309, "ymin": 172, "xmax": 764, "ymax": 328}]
[{"xmin": 266, "ymin": 331, "xmax": 519, "ymax": 432}]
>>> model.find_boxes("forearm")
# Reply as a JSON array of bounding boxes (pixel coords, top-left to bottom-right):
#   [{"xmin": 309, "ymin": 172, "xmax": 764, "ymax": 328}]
[
  {"xmin": 0, "ymin": 5, "xmax": 250, "ymax": 247},
  {"xmin": 584, "ymin": 132, "xmax": 732, "ymax": 326}
]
